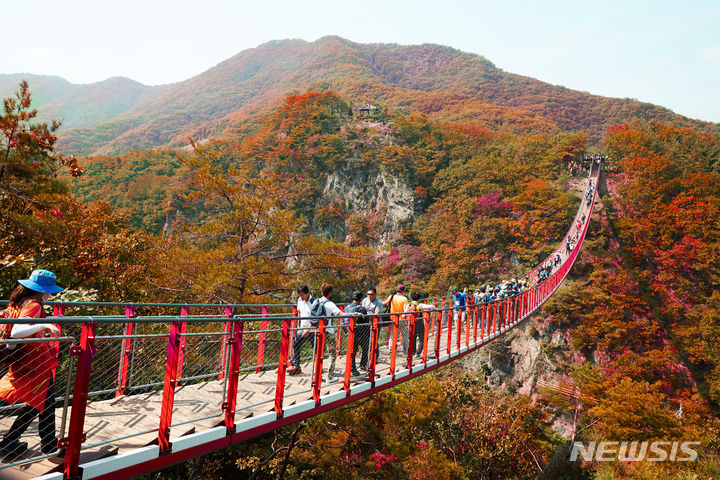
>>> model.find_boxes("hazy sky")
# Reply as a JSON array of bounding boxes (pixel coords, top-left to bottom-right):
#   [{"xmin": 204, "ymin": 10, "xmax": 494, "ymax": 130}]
[{"xmin": 5, "ymin": 0, "xmax": 719, "ymax": 123}]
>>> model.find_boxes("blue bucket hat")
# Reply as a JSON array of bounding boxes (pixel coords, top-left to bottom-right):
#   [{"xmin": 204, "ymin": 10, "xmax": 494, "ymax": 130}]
[{"xmin": 19, "ymin": 269, "xmax": 64, "ymax": 294}]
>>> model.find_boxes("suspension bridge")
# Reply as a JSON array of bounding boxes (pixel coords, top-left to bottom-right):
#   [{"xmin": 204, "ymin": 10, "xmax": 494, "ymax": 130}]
[{"xmin": 0, "ymin": 163, "xmax": 601, "ymax": 479}]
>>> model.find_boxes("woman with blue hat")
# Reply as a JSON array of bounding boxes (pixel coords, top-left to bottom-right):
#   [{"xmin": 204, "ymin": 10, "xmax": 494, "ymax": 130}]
[{"xmin": 0, "ymin": 269, "xmax": 63, "ymax": 459}]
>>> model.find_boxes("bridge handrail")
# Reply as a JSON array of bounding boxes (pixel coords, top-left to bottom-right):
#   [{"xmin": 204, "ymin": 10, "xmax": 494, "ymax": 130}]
[{"xmin": 0, "ymin": 165, "xmax": 601, "ymax": 479}]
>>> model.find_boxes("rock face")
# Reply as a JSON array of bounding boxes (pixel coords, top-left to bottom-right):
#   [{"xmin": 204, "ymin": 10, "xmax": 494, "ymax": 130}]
[
  {"xmin": 461, "ymin": 315, "xmax": 578, "ymax": 436},
  {"xmin": 462, "ymin": 319, "xmax": 554, "ymax": 393},
  {"xmin": 323, "ymin": 161, "xmax": 416, "ymax": 245}
]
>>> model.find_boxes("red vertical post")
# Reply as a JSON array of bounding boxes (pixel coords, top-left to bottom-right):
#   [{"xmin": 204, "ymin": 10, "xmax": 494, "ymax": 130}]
[
  {"xmin": 177, "ymin": 305, "xmax": 190, "ymax": 382},
  {"xmin": 336, "ymin": 304, "xmax": 344, "ymax": 359},
  {"xmin": 218, "ymin": 306, "xmax": 234, "ymax": 380},
  {"xmin": 274, "ymin": 318, "xmax": 291, "ymax": 416},
  {"xmin": 487, "ymin": 302, "xmax": 492, "ymax": 337},
  {"xmin": 422, "ymin": 311, "xmax": 430, "ymax": 364},
  {"xmin": 530, "ymin": 288, "xmax": 534, "ymax": 311},
  {"xmin": 487, "ymin": 300, "xmax": 495, "ymax": 336},
  {"xmin": 480, "ymin": 302, "xmax": 486, "ymax": 340},
  {"xmin": 456, "ymin": 306, "xmax": 462, "ymax": 351},
  {"xmin": 50, "ymin": 304, "xmax": 65, "ymax": 358},
  {"xmin": 493, "ymin": 301, "xmax": 499, "ymax": 334},
  {"xmin": 506, "ymin": 297, "xmax": 512, "ymax": 326},
  {"xmin": 511, "ymin": 296, "xmax": 516, "ymax": 325},
  {"xmin": 368, "ymin": 316, "xmax": 379, "ymax": 385},
  {"xmin": 434, "ymin": 309, "xmax": 442, "ymax": 360},
  {"xmin": 504, "ymin": 298, "xmax": 509, "ymax": 329},
  {"xmin": 116, "ymin": 305, "xmax": 135, "ymax": 397},
  {"xmin": 389, "ymin": 316, "xmax": 399, "ymax": 377},
  {"xmin": 406, "ymin": 313, "xmax": 416, "ymax": 370},
  {"xmin": 343, "ymin": 317, "xmax": 356, "ymax": 393},
  {"xmin": 465, "ymin": 304, "xmax": 471, "ymax": 348},
  {"xmin": 431, "ymin": 299, "xmax": 437, "ymax": 335},
  {"xmin": 446, "ymin": 304, "xmax": 454, "ymax": 355},
  {"xmin": 473, "ymin": 303, "xmax": 479, "ymax": 344},
  {"xmin": 311, "ymin": 318, "xmax": 327, "ymax": 404},
  {"xmin": 224, "ymin": 318, "xmax": 244, "ymax": 433},
  {"xmin": 63, "ymin": 322, "xmax": 97, "ymax": 479},
  {"xmin": 287, "ymin": 306, "xmax": 298, "ymax": 367},
  {"xmin": 440, "ymin": 298, "xmax": 445, "ymax": 335},
  {"xmin": 255, "ymin": 306, "xmax": 269, "ymax": 373},
  {"xmin": 158, "ymin": 321, "xmax": 183, "ymax": 452}
]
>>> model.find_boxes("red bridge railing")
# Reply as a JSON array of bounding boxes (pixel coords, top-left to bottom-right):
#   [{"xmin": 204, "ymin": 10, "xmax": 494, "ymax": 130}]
[{"xmin": 0, "ymin": 165, "xmax": 601, "ymax": 479}]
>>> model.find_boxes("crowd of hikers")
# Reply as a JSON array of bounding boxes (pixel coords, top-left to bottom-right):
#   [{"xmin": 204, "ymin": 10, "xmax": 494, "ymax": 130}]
[
  {"xmin": 286, "ymin": 273, "xmax": 540, "ymax": 382},
  {"xmin": 568, "ymin": 152, "xmax": 608, "ymax": 176}
]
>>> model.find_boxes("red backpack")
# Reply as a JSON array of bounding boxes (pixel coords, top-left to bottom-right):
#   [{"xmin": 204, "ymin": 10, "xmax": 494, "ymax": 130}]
[
  {"xmin": 0, "ymin": 300, "xmax": 45, "ymax": 364},
  {"xmin": 403, "ymin": 302, "xmax": 419, "ymax": 321}
]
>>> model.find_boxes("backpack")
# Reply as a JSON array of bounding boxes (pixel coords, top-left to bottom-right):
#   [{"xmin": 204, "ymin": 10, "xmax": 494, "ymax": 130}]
[
  {"xmin": 309, "ymin": 298, "xmax": 329, "ymax": 327},
  {"xmin": 382, "ymin": 294, "xmax": 395, "ymax": 315},
  {"xmin": 0, "ymin": 300, "xmax": 44, "ymax": 365},
  {"xmin": 403, "ymin": 302, "xmax": 418, "ymax": 321}
]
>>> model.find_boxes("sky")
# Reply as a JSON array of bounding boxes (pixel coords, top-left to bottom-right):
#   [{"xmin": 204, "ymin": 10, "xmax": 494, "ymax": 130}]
[{"xmin": 5, "ymin": 0, "xmax": 720, "ymax": 123}]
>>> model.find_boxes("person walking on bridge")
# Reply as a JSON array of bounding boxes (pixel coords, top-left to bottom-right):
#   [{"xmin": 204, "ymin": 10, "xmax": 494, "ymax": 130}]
[
  {"xmin": 362, "ymin": 288, "xmax": 383, "ymax": 364},
  {"xmin": 382, "ymin": 285, "xmax": 408, "ymax": 353},
  {"xmin": 316, "ymin": 283, "xmax": 359, "ymax": 383},
  {"xmin": 287, "ymin": 285, "xmax": 315, "ymax": 376},
  {"xmin": 344, "ymin": 291, "xmax": 369, "ymax": 376},
  {"xmin": 0, "ymin": 270, "xmax": 63, "ymax": 459}
]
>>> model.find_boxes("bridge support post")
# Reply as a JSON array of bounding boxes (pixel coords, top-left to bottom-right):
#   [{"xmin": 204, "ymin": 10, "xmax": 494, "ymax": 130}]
[
  {"xmin": 433, "ymin": 308, "xmax": 441, "ymax": 360},
  {"xmin": 465, "ymin": 305, "xmax": 471, "ymax": 348},
  {"xmin": 446, "ymin": 306, "xmax": 453, "ymax": 355},
  {"xmin": 473, "ymin": 303, "xmax": 479, "ymax": 344},
  {"xmin": 343, "ymin": 317, "xmax": 356, "ymax": 393},
  {"xmin": 63, "ymin": 322, "xmax": 97, "ymax": 480},
  {"xmin": 218, "ymin": 307, "xmax": 234, "ymax": 380},
  {"xmin": 312, "ymin": 318, "xmax": 327, "ymax": 404},
  {"xmin": 422, "ymin": 311, "xmax": 430, "ymax": 365},
  {"xmin": 52, "ymin": 303, "xmax": 66, "ymax": 316},
  {"xmin": 456, "ymin": 307, "xmax": 462, "ymax": 352},
  {"xmin": 158, "ymin": 320, "xmax": 184, "ymax": 452},
  {"xmin": 368, "ymin": 316, "xmax": 379, "ymax": 385},
  {"xmin": 224, "ymin": 316, "xmax": 244, "ymax": 433},
  {"xmin": 406, "ymin": 314, "xmax": 415, "ymax": 371},
  {"xmin": 287, "ymin": 306, "xmax": 298, "ymax": 369},
  {"xmin": 116, "ymin": 305, "xmax": 136, "ymax": 397},
  {"xmin": 274, "ymin": 318, "xmax": 291, "ymax": 415},
  {"xmin": 495, "ymin": 300, "xmax": 500, "ymax": 334},
  {"xmin": 177, "ymin": 306, "xmax": 190, "ymax": 383},
  {"xmin": 389, "ymin": 316, "xmax": 399, "ymax": 377},
  {"xmin": 504, "ymin": 298, "xmax": 509, "ymax": 329}
]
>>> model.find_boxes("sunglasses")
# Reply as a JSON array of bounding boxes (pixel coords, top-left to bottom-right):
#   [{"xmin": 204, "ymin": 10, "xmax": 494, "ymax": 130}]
[{"xmin": 367, "ymin": 292, "xmax": 375, "ymax": 295}]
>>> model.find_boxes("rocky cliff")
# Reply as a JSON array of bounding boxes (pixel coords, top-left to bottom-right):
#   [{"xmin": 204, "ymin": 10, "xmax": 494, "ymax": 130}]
[{"xmin": 322, "ymin": 161, "xmax": 417, "ymax": 246}]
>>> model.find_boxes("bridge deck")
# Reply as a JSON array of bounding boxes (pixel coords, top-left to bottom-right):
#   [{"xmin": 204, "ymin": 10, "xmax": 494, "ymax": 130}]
[{"xmin": 0, "ymin": 333, "xmax": 462, "ymax": 479}]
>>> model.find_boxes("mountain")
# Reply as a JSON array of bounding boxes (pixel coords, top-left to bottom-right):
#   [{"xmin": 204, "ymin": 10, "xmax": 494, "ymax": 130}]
[
  {"xmin": 0, "ymin": 74, "xmax": 169, "ymax": 130},
  {"xmin": 3, "ymin": 37, "xmax": 717, "ymax": 156}
]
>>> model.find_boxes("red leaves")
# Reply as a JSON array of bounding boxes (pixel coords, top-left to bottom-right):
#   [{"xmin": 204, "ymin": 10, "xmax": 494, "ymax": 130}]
[
  {"xmin": 369, "ymin": 451, "xmax": 397, "ymax": 470},
  {"xmin": 475, "ymin": 192, "xmax": 514, "ymax": 217}
]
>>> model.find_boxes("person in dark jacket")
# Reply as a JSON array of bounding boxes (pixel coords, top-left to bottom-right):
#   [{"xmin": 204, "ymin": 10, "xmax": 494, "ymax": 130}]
[{"xmin": 344, "ymin": 291, "xmax": 369, "ymax": 376}]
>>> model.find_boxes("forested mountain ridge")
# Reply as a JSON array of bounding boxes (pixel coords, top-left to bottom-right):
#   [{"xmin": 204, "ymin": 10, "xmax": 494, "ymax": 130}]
[
  {"xmin": 0, "ymin": 73, "xmax": 168, "ymax": 129},
  {"xmin": 3, "ymin": 36, "xmax": 716, "ymax": 157}
]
